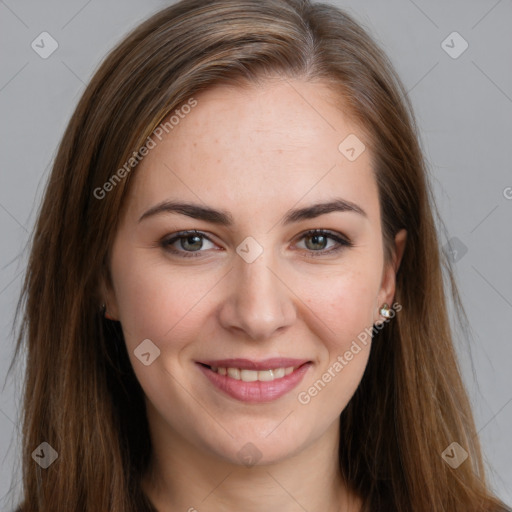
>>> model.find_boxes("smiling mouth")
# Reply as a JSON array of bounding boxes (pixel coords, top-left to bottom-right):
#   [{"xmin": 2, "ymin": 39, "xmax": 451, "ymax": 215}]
[
  {"xmin": 196, "ymin": 360, "xmax": 312, "ymax": 403},
  {"xmin": 198, "ymin": 363, "xmax": 303, "ymax": 382}
]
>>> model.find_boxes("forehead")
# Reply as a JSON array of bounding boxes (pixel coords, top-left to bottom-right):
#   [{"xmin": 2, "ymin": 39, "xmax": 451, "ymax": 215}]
[{"xmin": 125, "ymin": 78, "xmax": 379, "ymax": 225}]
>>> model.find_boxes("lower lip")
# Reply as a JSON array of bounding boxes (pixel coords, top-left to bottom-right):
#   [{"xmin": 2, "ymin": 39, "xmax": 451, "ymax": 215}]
[{"xmin": 197, "ymin": 363, "xmax": 312, "ymax": 403}]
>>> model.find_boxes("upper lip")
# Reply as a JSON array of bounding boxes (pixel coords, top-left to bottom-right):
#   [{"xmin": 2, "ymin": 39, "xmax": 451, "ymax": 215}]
[{"xmin": 197, "ymin": 358, "xmax": 311, "ymax": 370}]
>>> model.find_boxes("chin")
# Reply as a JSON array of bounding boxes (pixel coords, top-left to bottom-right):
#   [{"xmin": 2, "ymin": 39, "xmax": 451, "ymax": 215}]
[{"xmin": 201, "ymin": 427, "xmax": 309, "ymax": 468}]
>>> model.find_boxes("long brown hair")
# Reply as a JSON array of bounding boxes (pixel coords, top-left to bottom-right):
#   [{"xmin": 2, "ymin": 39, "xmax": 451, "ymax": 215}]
[{"xmin": 7, "ymin": 0, "xmax": 510, "ymax": 510}]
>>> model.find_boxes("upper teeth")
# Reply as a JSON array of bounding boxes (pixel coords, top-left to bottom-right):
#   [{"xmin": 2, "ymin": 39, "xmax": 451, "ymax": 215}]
[{"xmin": 211, "ymin": 366, "xmax": 296, "ymax": 382}]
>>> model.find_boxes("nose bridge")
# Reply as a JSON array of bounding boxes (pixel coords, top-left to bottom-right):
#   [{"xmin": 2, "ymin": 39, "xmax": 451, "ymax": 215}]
[{"xmin": 219, "ymin": 243, "xmax": 296, "ymax": 340}]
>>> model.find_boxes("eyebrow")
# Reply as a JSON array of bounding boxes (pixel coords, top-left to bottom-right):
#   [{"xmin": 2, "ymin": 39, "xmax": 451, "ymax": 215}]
[{"xmin": 138, "ymin": 197, "xmax": 367, "ymax": 225}]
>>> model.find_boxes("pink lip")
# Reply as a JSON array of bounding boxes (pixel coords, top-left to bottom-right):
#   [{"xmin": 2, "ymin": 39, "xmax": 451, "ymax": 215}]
[
  {"xmin": 196, "ymin": 360, "xmax": 312, "ymax": 403},
  {"xmin": 198, "ymin": 358, "xmax": 310, "ymax": 370}
]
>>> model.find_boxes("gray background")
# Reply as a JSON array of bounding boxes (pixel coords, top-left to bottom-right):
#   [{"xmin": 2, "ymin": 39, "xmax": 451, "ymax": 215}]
[{"xmin": 1, "ymin": 0, "xmax": 511, "ymax": 509}]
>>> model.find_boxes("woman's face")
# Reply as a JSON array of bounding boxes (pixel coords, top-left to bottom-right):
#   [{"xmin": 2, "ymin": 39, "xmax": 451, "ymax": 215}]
[{"xmin": 104, "ymin": 77, "xmax": 405, "ymax": 466}]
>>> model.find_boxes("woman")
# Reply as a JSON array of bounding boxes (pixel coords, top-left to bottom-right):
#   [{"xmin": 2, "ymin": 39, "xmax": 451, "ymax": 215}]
[{"xmin": 9, "ymin": 0, "xmax": 511, "ymax": 510}]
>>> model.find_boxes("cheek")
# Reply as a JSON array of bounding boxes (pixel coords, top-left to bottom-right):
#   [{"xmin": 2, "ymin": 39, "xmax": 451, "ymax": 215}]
[
  {"xmin": 110, "ymin": 248, "xmax": 214, "ymax": 351},
  {"xmin": 294, "ymin": 264, "xmax": 379, "ymax": 409},
  {"xmin": 302, "ymin": 265, "xmax": 380, "ymax": 347}
]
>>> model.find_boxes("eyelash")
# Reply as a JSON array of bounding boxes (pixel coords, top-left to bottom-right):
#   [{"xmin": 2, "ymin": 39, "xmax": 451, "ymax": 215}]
[{"xmin": 160, "ymin": 229, "xmax": 353, "ymax": 259}]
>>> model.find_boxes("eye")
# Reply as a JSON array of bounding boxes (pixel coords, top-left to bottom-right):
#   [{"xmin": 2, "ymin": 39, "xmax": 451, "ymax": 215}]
[
  {"xmin": 161, "ymin": 228, "xmax": 353, "ymax": 259},
  {"xmin": 161, "ymin": 230, "xmax": 218, "ymax": 258},
  {"xmin": 294, "ymin": 229, "xmax": 353, "ymax": 257}
]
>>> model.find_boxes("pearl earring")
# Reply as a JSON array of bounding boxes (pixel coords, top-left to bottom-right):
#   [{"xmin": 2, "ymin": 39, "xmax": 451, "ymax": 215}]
[{"xmin": 379, "ymin": 303, "xmax": 393, "ymax": 318}]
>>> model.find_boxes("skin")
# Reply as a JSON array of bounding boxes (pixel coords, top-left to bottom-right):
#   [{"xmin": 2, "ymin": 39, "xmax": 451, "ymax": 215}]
[{"xmin": 102, "ymin": 77, "xmax": 407, "ymax": 512}]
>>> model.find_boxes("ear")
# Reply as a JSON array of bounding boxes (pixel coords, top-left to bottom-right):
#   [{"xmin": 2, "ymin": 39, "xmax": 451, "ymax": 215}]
[
  {"xmin": 99, "ymin": 267, "xmax": 120, "ymax": 321},
  {"xmin": 374, "ymin": 229, "xmax": 407, "ymax": 323}
]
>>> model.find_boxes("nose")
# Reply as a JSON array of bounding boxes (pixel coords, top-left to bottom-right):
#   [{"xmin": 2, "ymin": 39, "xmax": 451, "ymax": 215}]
[{"xmin": 218, "ymin": 250, "xmax": 297, "ymax": 341}]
